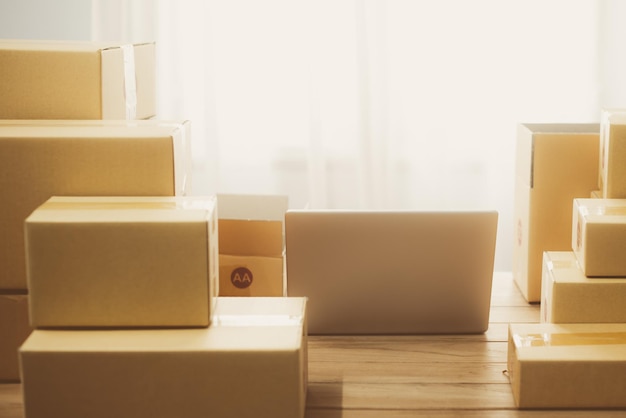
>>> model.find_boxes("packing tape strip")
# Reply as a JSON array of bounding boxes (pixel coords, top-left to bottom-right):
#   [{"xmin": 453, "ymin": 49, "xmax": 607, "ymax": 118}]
[
  {"xmin": 40, "ymin": 198, "xmax": 214, "ymax": 212},
  {"xmin": 578, "ymin": 203, "xmax": 626, "ymax": 217},
  {"xmin": 171, "ymin": 123, "xmax": 190, "ymax": 196},
  {"xmin": 514, "ymin": 332, "xmax": 626, "ymax": 347},
  {"xmin": 547, "ymin": 258, "xmax": 580, "ymax": 271},
  {"xmin": 121, "ymin": 44, "xmax": 138, "ymax": 120}
]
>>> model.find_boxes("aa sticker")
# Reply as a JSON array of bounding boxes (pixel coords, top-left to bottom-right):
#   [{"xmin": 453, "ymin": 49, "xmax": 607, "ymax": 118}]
[{"xmin": 231, "ymin": 267, "xmax": 253, "ymax": 289}]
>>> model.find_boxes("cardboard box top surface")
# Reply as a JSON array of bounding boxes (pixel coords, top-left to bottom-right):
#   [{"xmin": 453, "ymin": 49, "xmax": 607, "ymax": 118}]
[
  {"xmin": 510, "ymin": 323, "xmax": 626, "ymax": 360},
  {"xmin": 20, "ymin": 297, "xmax": 306, "ymax": 352},
  {"xmin": 212, "ymin": 297, "xmax": 306, "ymax": 319},
  {"xmin": 26, "ymin": 196, "xmax": 216, "ymax": 224},
  {"xmin": 0, "ymin": 120, "xmax": 188, "ymax": 139},
  {"xmin": 544, "ymin": 251, "xmax": 626, "ymax": 284},
  {"xmin": 0, "ymin": 39, "xmax": 153, "ymax": 53},
  {"xmin": 574, "ymin": 198, "xmax": 626, "ymax": 222},
  {"xmin": 519, "ymin": 123, "xmax": 599, "ymax": 134},
  {"xmin": 0, "ymin": 119, "xmax": 187, "ymax": 128}
]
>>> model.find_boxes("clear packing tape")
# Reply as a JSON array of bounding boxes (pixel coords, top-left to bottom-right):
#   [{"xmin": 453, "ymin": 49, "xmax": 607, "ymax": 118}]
[
  {"xmin": 514, "ymin": 332, "xmax": 626, "ymax": 347},
  {"xmin": 578, "ymin": 204, "xmax": 626, "ymax": 217},
  {"xmin": 41, "ymin": 197, "xmax": 214, "ymax": 212},
  {"xmin": 121, "ymin": 44, "xmax": 138, "ymax": 121}
]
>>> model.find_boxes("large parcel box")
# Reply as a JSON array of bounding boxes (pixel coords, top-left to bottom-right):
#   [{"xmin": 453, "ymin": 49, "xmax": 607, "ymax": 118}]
[
  {"xmin": 512, "ymin": 124, "xmax": 599, "ymax": 302},
  {"xmin": 0, "ymin": 120, "xmax": 190, "ymax": 291},
  {"xmin": 0, "ymin": 294, "xmax": 31, "ymax": 381},
  {"xmin": 217, "ymin": 194, "xmax": 288, "ymax": 296},
  {"xmin": 600, "ymin": 109, "xmax": 626, "ymax": 198},
  {"xmin": 572, "ymin": 198, "xmax": 626, "ymax": 277},
  {"xmin": 541, "ymin": 251, "xmax": 626, "ymax": 323},
  {"xmin": 0, "ymin": 40, "xmax": 155, "ymax": 120},
  {"xmin": 25, "ymin": 196, "xmax": 218, "ymax": 328},
  {"xmin": 20, "ymin": 297, "xmax": 308, "ymax": 418},
  {"xmin": 507, "ymin": 323, "xmax": 626, "ymax": 409}
]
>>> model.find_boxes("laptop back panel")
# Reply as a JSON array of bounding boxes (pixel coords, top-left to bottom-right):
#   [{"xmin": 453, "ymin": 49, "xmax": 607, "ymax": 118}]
[{"xmin": 285, "ymin": 210, "xmax": 498, "ymax": 334}]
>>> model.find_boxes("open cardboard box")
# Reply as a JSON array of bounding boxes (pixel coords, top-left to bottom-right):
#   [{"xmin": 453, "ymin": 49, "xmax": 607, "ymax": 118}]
[
  {"xmin": 600, "ymin": 109, "xmax": 626, "ymax": 198},
  {"xmin": 512, "ymin": 123, "xmax": 599, "ymax": 302},
  {"xmin": 217, "ymin": 194, "xmax": 288, "ymax": 296}
]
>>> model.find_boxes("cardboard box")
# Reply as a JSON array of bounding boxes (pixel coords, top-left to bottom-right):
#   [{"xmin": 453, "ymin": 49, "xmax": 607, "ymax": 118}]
[
  {"xmin": 20, "ymin": 297, "xmax": 308, "ymax": 418},
  {"xmin": 0, "ymin": 294, "xmax": 31, "ymax": 382},
  {"xmin": 217, "ymin": 194, "xmax": 288, "ymax": 296},
  {"xmin": 600, "ymin": 109, "xmax": 626, "ymax": 198},
  {"xmin": 541, "ymin": 251, "xmax": 626, "ymax": 323},
  {"xmin": 572, "ymin": 198, "xmax": 626, "ymax": 277},
  {"xmin": 507, "ymin": 323, "xmax": 626, "ymax": 409},
  {"xmin": 0, "ymin": 120, "xmax": 190, "ymax": 291},
  {"xmin": 25, "ymin": 196, "xmax": 218, "ymax": 328},
  {"xmin": 512, "ymin": 124, "xmax": 599, "ymax": 302},
  {"xmin": 0, "ymin": 40, "xmax": 155, "ymax": 120}
]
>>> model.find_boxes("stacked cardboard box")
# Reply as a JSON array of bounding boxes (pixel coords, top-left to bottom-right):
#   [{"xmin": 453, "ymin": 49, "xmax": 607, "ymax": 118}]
[
  {"xmin": 507, "ymin": 323, "xmax": 626, "ymax": 409},
  {"xmin": 0, "ymin": 295, "xmax": 30, "ymax": 381},
  {"xmin": 1, "ymin": 39, "xmax": 308, "ymax": 416},
  {"xmin": 508, "ymin": 109, "xmax": 626, "ymax": 409},
  {"xmin": 0, "ymin": 39, "xmax": 166, "ymax": 381},
  {"xmin": 0, "ymin": 119, "xmax": 189, "ymax": 381},
  {"xmin": 540, "ymin": 251, "xmax": 626, "ymax": 324},
  {"xmin": 20, "ymin": 298, "xmax": 308, "ymax": 418},
  {"xmin": 0, "ymin": 40, "xmax": 156, "ymax": 120},
  {"xmin": 19, "ymin": 196, "xmax": 308, "ymax": 418},
  {"xmin": 25, "ymin": 196, "xmax": 219, "ymax": 328}
]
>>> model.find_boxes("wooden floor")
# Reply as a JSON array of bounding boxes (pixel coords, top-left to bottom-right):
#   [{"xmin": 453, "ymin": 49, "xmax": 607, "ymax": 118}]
[{"xmin": 2, "ymin": 272, "xmax": 626, "ymax": 417}]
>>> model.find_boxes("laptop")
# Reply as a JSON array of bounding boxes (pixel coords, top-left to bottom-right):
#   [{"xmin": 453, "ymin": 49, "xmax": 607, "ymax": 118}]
[{"xmin": 285, "ymin": 210, "xmax": 498, "ymax": 334}]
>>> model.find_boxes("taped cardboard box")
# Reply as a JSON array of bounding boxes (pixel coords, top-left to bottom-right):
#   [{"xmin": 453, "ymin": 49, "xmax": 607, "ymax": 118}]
[
  {"xmin": 0, "ymin": 39, "xmax": 155, "ymax": 120},
  {"xmin": 0, "ymin": 120, "xmax": 190, "ymax": 291},
  {"xmin": 20, "ymin": 297, "xmax": 308, "ymax": 418},
  {"xmin": 572, "ymin": 198, "xmax": 626, "ymax": 277},
  {"xmin": 512, "ymin": 124, "xmax": 599, "ymax": 302},
  {"xmin": 541, "ymin": 251, "xmax": 626, "ymax": 323},
  {"xmin": 0, "ymin": 294, "xmax": 31, "ymax": 382},
  {"xmin": 507, "ymin": 323, "xmax": 626, "ymax": 409},
  {"xmin": 217, "ymin": 194, "xmax": 288, "ymax": 296},
  {"xmin": 25, "ymin": 196, "xmax": 218, "ymax": 328},
  {"xmin": 600, "ymin": 109, "xmax": 626, "ymax": 198}
]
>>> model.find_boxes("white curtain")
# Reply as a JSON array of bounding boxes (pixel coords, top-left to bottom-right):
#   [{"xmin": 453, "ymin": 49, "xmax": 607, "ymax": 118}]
[{"xmin": 92, "ymin": 0, "xmax": 624, "ymax": 271}]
